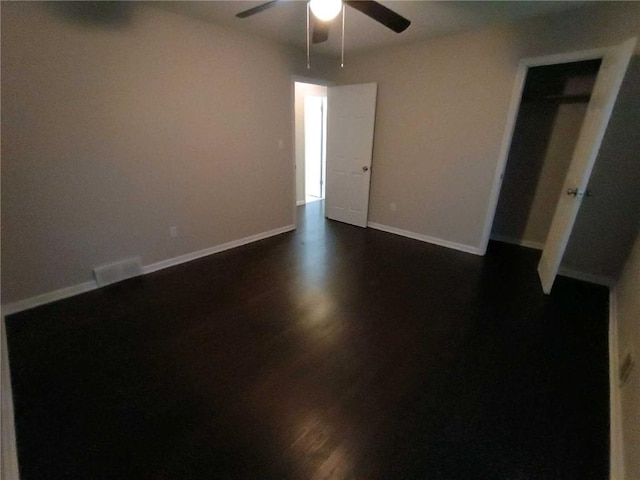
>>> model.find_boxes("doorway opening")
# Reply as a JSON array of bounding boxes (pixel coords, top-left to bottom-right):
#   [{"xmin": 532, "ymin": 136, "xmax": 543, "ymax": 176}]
[
  {"xmin": 490, "ymin": 59, "xmax": 602, "ymax": 250},
  {"xmin": 481, "ymin": 39, "xmax": 635, "ymax": 293},
  {"xmin": 294, "ymin": 82, "xmax": 328, "ymax": 206},
  {"xmin": 304, "ymin": 95, "xmax": 327, "ymax": 203}
]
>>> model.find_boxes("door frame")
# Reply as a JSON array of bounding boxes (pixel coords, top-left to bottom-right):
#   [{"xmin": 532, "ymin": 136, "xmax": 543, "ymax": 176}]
[
  {"xmin": 290, "ymin": 75, "xmax": 334, "ymax": 229},
  {"xmin": 537, "ymin": 37, "xmax": 636, "ymax": 293},
  {"xmin": 478, "ymin": 46, "xmax": 608, "ymax": 255}
]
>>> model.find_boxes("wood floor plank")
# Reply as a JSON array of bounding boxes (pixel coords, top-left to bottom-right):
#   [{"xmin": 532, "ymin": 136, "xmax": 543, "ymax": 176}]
[{"xmin": 6, "ymin": 201, "xmax": 609, "ymax": 479}]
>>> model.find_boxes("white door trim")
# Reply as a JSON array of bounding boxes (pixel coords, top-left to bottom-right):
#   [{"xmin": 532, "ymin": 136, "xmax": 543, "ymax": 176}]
[{"xmin": 478, "ymin": 46, "xmax": 609, "ymax": 256}]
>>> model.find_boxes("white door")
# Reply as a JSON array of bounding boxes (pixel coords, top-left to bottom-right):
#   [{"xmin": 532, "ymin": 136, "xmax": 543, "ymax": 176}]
[
  {"xmin": 325, "ymin": 83, "xmax": 378, "ymax": 228},
  {"xmin": 538, "ymin": 37, "xmax": 637, "ymax": 293}
]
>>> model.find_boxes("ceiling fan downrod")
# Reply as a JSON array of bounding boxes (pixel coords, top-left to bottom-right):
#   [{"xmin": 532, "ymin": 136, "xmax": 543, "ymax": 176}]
[
  {"xmin": 307, "ymin": 2, "xmax": 345, "ymax": 69},
  {"xmin": 341, "ymin": 4, "xmax": 345, "ymax": 68},
  {"xmin": 306, "ymin": 2, "xmax": 310, "ymax": 69},
  {"xmin": 237, "ymin": 0, "xmax": 411, "ymax": 70}
]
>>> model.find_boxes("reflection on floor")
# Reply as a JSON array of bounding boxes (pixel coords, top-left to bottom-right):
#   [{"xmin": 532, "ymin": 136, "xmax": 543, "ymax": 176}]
[
  {"xmin": 6, "ymin": 201, "xmax": 609, "ymax": 479},
  {"xmin": 305, "ymin": 195, "xmax": 323, "ymax": 205}
]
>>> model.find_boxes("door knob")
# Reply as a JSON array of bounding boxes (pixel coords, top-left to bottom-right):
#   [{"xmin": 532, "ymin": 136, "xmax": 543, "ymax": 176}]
[
  {"xmin": 362, "ymin": 166, "xmax": 369, "ymax": 172},
  {"xmin": 567, "ymin": 188, "xmax": 592, "ymax": 197}
]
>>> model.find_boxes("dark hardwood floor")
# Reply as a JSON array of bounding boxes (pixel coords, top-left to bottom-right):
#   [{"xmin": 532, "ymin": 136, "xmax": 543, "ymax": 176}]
[{"xmin": 6, "ymin": 201, "xmax": 610, "ymax": 480}]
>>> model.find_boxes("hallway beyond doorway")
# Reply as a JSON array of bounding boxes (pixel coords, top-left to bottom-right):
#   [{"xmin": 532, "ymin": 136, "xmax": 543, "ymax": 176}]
[{"xmin": 295, "ymin": 82, "xmax": 327, "ymax": 206}]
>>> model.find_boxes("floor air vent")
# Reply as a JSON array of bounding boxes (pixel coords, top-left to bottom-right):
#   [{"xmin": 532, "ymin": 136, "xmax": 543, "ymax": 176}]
[{"xmin": 93, "ymin": 257, "xmax": 142, "ymax": 287}]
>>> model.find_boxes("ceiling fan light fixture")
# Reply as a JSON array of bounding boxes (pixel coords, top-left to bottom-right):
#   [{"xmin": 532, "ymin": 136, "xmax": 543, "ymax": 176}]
[{"xmin": 309, "ymin": 0, "xmax": 342, "ymax": 22}]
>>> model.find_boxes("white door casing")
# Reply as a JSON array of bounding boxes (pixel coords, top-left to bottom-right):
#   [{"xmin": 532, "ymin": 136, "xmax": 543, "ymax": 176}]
[
  {"xmin": 325, "ymin": 83, "xmax": 378, "ymax": 228},
  {"xmin": 538, "ymin": 37, "xmax": 637, "ymax": 293}
]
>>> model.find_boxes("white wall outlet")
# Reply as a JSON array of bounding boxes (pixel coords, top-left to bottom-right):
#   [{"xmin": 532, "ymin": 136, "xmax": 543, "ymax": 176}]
[{"xmin": 169, "ymin": 226, "xmax": 178, "ymax": 238}]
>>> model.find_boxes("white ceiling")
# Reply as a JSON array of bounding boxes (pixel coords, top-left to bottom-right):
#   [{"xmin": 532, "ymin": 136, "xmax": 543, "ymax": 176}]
[{"xmin": 153, "ymin": 1, "xmax": 589, "ymax": 56}]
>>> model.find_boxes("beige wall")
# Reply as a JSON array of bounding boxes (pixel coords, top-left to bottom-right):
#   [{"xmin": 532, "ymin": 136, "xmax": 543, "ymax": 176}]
[
  {"xmin": 615, "ymin": 231, "xmax": 640, "ymax": 480},
  {"xmin": 334, "ymin": 2, "xmax": 640, "ymax": 250},
  {"xmin": 2, "ymin": 2, "xmax": 639, "ymax": 306},
  {"xmin": 0, "ymin": 2, "xmax": 314, "ymax": 305},
  {"xmin": 294, "ymin": 82, "xmax": 328, "ymax": 205}
]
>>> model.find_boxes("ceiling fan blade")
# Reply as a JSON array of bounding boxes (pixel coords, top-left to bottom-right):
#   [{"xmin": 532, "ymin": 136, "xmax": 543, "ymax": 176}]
[
  {"xmin": 344, "ymin": 1, "xmax": 410, "ymax": 33},
  {"xmin": 312, "ymin": 20, "xmax": 330, "ymax": 44},
  {"xmin": 235, "ymin": 1, "xmax": 280, "ymax": 19}
]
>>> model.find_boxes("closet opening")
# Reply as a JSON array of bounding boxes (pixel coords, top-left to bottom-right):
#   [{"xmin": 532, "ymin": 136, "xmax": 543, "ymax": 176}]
[{"xmin": 490, "ymin": 59, "xmax": 602, "ymax": 250}]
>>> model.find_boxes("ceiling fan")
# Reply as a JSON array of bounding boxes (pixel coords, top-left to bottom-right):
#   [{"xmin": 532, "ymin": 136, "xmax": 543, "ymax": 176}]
[{"xmin": 235, "ymin": 0, "xmax": 411, "ymax": 45}]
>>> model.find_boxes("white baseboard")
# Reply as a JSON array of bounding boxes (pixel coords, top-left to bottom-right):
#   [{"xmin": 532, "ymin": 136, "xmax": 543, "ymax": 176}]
[
  {"xmin": 367, "ymin": 222, "xmax": 482, "ymax": 256},
  {"xmin": 1, "ymin": 316, "xmax": 21, "ymax": 480},
  {"xmin": 490, "ymin": 234, "xmax": 544, "ymax": 250},
  {"xmin": 2, "ymin": 281, "xmax": 98, "ymax": 317},
  {"xmin": 609, "ymin": 287, "xmax": 625, "ymax": 480},
  {"xmin": 2, "ymin": 225, "xmax": 296, "ymax": 317},
  {"xmin": 143, "ymin": 225, "xmax": 295, "ymax": 274},
  {"xmin": 296, "ymin": 200, "xmax": 305, "ymax": 206},
  {"xmin": 558, "ymin": 267, "xmax": 616, "ymax": 288}
]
